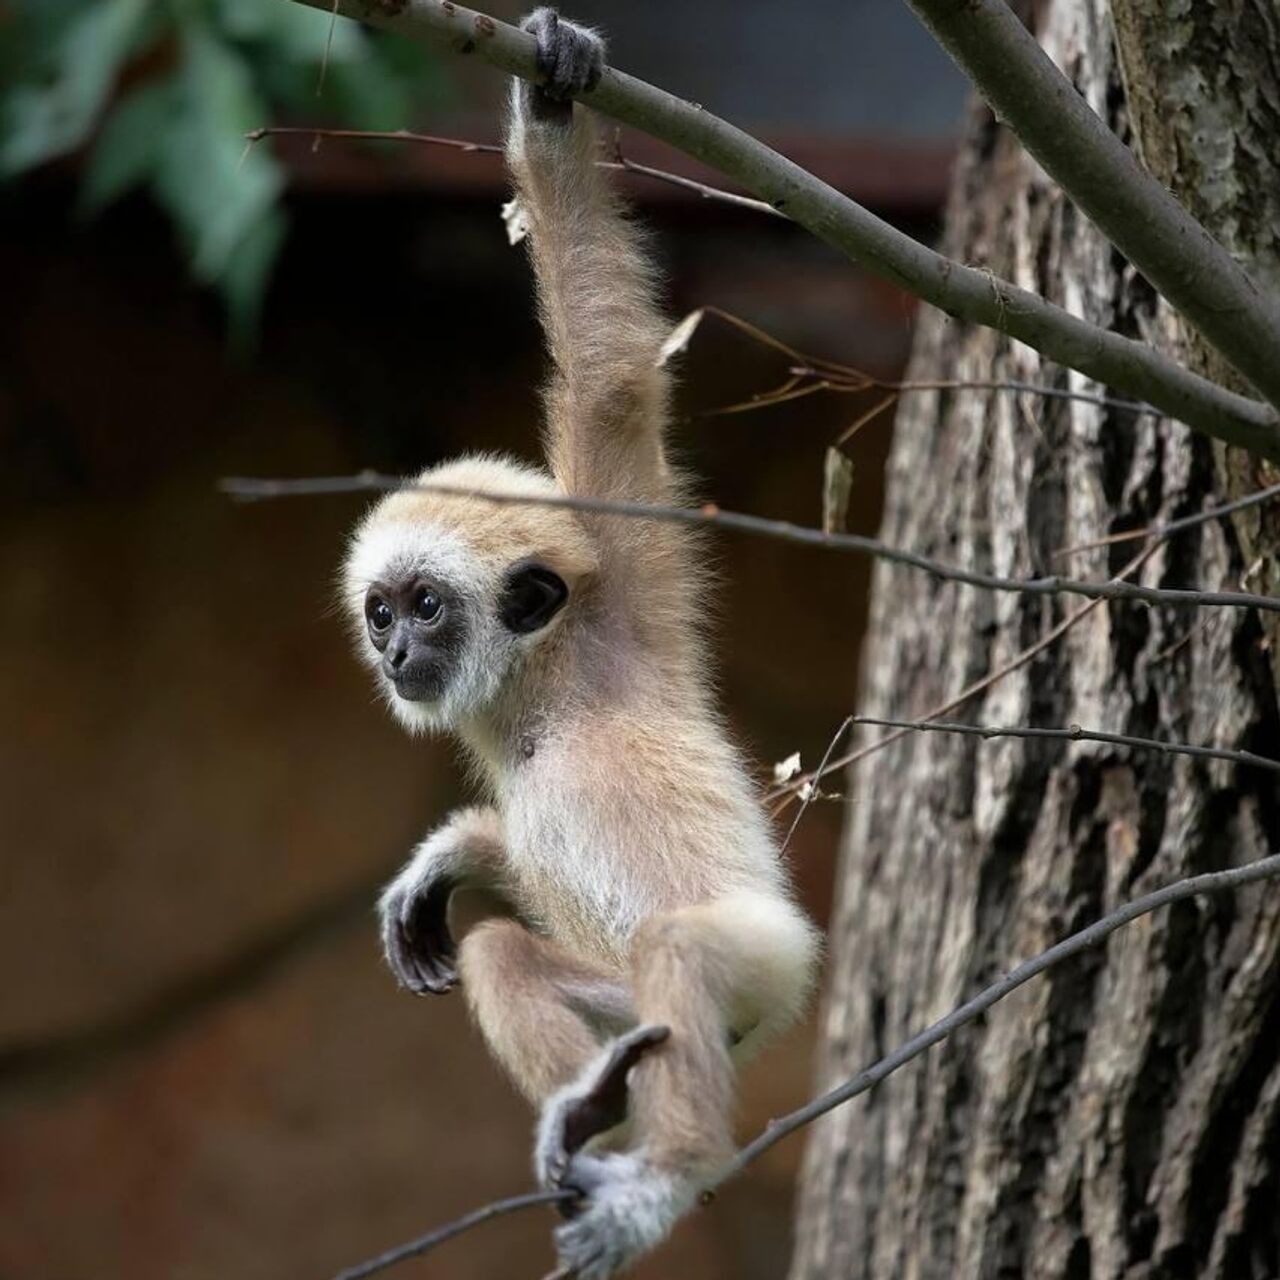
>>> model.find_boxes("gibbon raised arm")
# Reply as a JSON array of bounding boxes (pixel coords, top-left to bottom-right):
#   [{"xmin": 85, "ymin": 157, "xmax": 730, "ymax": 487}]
[
  {"xmin": 505, "ymin": 9, "xmax": 672, "ymax": 510},
  {"xmin": 342, "ymin": 11, "xmax": 818, "ymax": 1278}
]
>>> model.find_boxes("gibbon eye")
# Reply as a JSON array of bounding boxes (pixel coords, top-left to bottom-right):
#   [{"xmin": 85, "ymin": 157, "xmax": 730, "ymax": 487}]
[
  {"xmin": 413, "ymin": 588, "xmax": 443, "ymax": 623},
  {"xmin": 366, "ymin": 596, "xmax": 394, "ymax": 632}
]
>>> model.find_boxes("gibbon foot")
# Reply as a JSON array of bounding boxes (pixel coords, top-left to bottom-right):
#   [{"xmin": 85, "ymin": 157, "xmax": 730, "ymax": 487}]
[
  {"xmin": 521, "ymin": 8, "xmax": 604, "ymax": 119},
  {"xmin": 551, "ymin": 1152, "xmax": 697, "ymax": 1280},
  {"xmin": 379, "ymin": 869, "xmax": 458, "ymax": 995},
  {"xmin": 536, "ymin": 1024, "xmax": 670, "ymax": 1194}
]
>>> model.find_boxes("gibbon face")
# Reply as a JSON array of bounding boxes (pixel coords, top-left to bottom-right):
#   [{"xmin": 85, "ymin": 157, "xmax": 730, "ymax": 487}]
[
  {"xmin": 343, "ymin": 455, "xmax": 597, "ymax": 734},
  {"xmin": 361, "ymin": 560, "xmax": 567, "ymax": 701},
  {"xmin": 361, "ymin": 570, "xmax": 473, "ymax": 705}
]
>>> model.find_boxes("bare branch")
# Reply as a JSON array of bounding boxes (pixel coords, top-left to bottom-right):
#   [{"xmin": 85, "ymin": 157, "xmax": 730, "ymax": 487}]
[
  {"xmin": 606, "ymin": 134, "xmax": 782, "ymax": 218},
  {"xmin": 719, "ymin": 852, "xmax": 1280, "ymax": 1181},
  {"xmin": 332, "ymin": 1188, "xmax": 574, "ymax": 1280},
  {"xmin": 904, "ymin": 0, "xmax": 1280, "ymax": 414},
  {"xmin": 677, "ymin": 306, "xmax": 1161, "ymax": 423},
  {"xmin": 220, "ymin": 473, "xmax": 1280, "ymax": 615},
  {"xmin": 245, "ymin": 125, "xmax": 781, "ymax": 217},
  {"xmin": 779, "ymin": 716, "xmax": 853, "ymax": 855},
  {"xmin": 246, "ymin": 124, "xmax": 501, "ymax": 153},
  {"xmin": 682, "ymin": 307, "xmax": 1162, "ymax": 421},
  {"xmin": 767, "ymin": 542, "xmax": 1160, "ymax": 805},
  {"xmin": 1054, "ymin": 481, "xmax": 1280, "ymax": 559},
  {"xmin": 880, "ymin": 378, "xmax": 1158, "ymax": 418},
  {"xmin": 850, "ymin": 715, "xmax": 1280, "ymax": 776},
  {"xmin": 275, "ymin": 0, "xmax": 1280, "ymax": 460}
]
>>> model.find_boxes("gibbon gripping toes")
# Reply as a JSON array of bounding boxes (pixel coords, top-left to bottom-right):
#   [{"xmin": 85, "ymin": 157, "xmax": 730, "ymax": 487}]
[{"xmin": 343, "ymin": 10, "xmax": 818, "ymax": 1276}]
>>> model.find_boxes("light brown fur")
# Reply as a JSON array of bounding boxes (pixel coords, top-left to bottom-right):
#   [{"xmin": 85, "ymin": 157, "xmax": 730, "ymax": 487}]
[
  {"xmin": 460, "ymin": 919, "xmax": 628, "ymax": 1101},
  {"xmin": 346, "ymin": 21, "xmax": 818, "ymax": 1272}
]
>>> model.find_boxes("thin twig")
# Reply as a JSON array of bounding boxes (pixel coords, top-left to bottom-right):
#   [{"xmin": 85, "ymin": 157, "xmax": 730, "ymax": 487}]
[
  {"xmin": 1151, "ymin": 555, "xmax": 1266, "ymax": 669},
  {"xmin": 276, "ymin": 0, "xmax": 1280, "ymax": 459},
  {"xmin": 332, "ymin": 1188, "xmax": 575, "ymax": 1280},
  {"xmin": 246, "ymin": 125, "xmax": 780, "ymax": 216},
  {"xmin": 317, "ymin": 0, "xmax": 340, "ymax": 96},
  {"xmin": 718, "ymin": 852, "xmax": 1280, "ymax": 1181},
  {"xmin": 219, "ymin": 474, "xmax": 1280, "ymax": 615},
  {"xmin": 768, "ymin": 542, "xmax": 1159, "ymax": 805},
  {"xmin": 608, "ymin": 130, "xmax": 782, "ymax": 217},
  {"xmin": 702, "ymin": 379, "xmax": 836, "ymax": 418},
  {"xmin": 790, "ymin": 366, "xmax": 1160, "ymax": 419},
  {"xmin": 832, "ymin": 391, "xmax": 899, "ymax": 447},
  {"xmin": 1054, "ymin": 481, "xmax": 1280, "ymax": 559},
  {"xmin": 850, "ymin": 715, "xmax": 1280, "ymax": 775},
  {"xmin": 881, "ymin": 377, "xmax": 1158, "ymax": 417},
  {"xmin": 681, "ymin": 307, "xmax": 1163, "ymax": 425},
  {"xmin": 779, "ymin": 716, "xmax": 852, "ymax": 855},
  {"xmin": 694, "ymin": 305, "xmax": 815, "ymax": 365},
  {"xmin": 247, "ymin": 125, "xmax": 502, "ymax": 151}
]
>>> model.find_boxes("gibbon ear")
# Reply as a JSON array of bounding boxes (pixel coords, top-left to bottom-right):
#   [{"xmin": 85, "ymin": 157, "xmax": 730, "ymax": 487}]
[{"xmin": 500, "ymin": 562, "xmax": 569, "ymax": 634}]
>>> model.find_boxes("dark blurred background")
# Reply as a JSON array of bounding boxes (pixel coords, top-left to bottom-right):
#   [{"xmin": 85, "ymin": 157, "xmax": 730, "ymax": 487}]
[{"xmin": 0, "ymin": 2, "xmax": 964, "ymax": 1276}]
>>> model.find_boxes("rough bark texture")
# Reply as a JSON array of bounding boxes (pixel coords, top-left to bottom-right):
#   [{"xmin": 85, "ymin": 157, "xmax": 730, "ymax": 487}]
[
  {"xmin": 791, "ymin": 4, "xmax": 1280, "ymax": 1279},
  {"xmin": 1111, "ymin": 0, "xmax": 1280, "ymax": 678}
]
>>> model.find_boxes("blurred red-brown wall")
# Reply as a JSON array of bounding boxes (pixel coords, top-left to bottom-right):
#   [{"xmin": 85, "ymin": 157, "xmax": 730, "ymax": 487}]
[{"xmin": 0, "ymin": 6, "xmax": 962, "ymax": 1273}]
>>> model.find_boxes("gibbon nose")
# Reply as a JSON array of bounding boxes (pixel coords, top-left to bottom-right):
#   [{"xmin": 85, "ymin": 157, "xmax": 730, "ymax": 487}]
[{"xmin": 383, "ymin": 642, "xmax": 409, "ymax": 677}]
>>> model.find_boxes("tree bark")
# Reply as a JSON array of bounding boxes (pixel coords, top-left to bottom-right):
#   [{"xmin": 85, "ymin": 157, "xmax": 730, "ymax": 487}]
[
  {"xmin": 1109, "ymin": 0, "xmax": 1280, "ymax": 682},
  {"xmin": 791, "ymin": 4, "xmax": 1280, "ymax": 1279}
]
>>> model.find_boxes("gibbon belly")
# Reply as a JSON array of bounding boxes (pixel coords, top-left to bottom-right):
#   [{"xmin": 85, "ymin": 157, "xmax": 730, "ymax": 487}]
[{"xmin": 502, "ymin": 717, "xmax": 785, "ymax": 963}]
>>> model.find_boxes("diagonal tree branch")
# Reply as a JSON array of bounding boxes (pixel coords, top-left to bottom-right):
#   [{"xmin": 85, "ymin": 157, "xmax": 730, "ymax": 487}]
[
  {"xmin": 328, "ymin": 852, "xmax": 1280, "ymax": 1279},
  {"xmin": 278, "ymin": 0, "xmax": 1280, "ymax": 461},
  {"xmin": 718, "ymin": 852, "xmax": 1280, "ymax": 1180},
  {"xmin": 1054, "ymin": 480, "xmax": 1280, "ymax": 559},
  {"xmin": 332, "ymin": 1188, "xmax": 574, "ymax": 1280},
  {"xmin": 849, "ymin": 715, "xmax": 1280, "ymax": 776},
  {"xmin": 767, "ymin": 542, "xmax": 1161, "ymax": 806},
  {"xmin": 903, "ymin": 0, "xmax": 1280, "ymax": 415}
]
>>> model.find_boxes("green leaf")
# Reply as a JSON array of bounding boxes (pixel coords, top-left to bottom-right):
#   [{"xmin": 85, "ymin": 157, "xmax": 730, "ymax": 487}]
[
  {"xmin": 220, "ymin": 205, "xmax": 287, "ymax": 347},
  {"xmin": 326, "ymin": 32, "xmax": 449, "ymax": 128},
  {"xmin": 315, "ymin": 50, "xmax": 418, "ymax": 130},
  {"xmin": 152, "ymin": 28, "xmax": 282, "ymax": 284},
  {"xmin": 0, "ymin": 0, "xmax": 149, "ymax": 176},
  {"xmin": 79, "ymin": 78, "xmax": 179, "ymax": 214},
  {"xmin": 3, "ymin": 0, "xmax": 449, "ymax": 341},
  {"xmin": 232, "ymin": 13, "xmax": 442, "ymax": 128},
  {"xmin": 212, "ymin": 0, "xmax": 362, "ymax": 64}
]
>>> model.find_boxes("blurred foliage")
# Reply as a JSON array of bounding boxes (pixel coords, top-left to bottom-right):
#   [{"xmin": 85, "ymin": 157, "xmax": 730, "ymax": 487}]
[{"xmin": 0, "ymin": 0, "xmax": 447, "ymax": 338}]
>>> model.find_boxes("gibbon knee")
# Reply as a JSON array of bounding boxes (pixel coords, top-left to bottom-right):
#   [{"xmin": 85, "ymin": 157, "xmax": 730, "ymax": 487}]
[{"xmin": 630, "ymin": 892, "xmax": 818, "ymax": 1053}]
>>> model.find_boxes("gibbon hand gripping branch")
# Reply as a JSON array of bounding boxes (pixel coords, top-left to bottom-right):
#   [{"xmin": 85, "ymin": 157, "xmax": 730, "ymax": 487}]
[{"xmin": 276, "ymin": 0, "xmax": 1280, "ymax": 461}]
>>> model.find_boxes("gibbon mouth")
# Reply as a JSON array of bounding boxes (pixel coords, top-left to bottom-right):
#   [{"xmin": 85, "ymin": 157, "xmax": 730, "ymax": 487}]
[{"xmin": 388, "ymin": 670, "xmax": 445, "ymax": 702}]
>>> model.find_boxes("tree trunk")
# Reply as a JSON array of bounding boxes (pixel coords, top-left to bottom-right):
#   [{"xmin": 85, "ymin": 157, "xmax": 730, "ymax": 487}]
[{"xmin": 791, "ymin": 4, "xmax": 1280, "ymax": 1279}]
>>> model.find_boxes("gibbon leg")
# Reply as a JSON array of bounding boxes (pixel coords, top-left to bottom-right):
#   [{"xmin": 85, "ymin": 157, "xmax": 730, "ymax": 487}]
[
  {"xmin": 626, "ymin": 892, "xmax": 816, "ymax": 1174},
  {"xmin": 624, "ymin": 923, "xmax": 735, "ymax": 1172},
  {"xmin": 458, "ymin": 918, "xmax": 634, "ymax": 1105},
  {"xmin": 546, "ymin": 893, "xmax": 817, "ymax": 1279}
]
